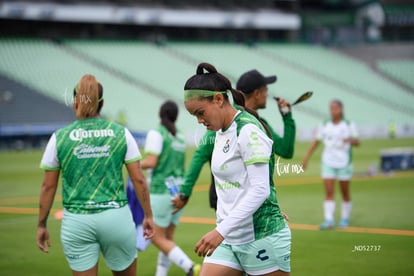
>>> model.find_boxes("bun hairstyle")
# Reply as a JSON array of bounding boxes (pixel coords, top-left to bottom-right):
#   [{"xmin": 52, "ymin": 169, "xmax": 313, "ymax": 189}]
[
  {"xmin": 160, "ymin": 100, "xmax": 179, "ymax": 136},
  {"xmin": 73, "ymin": 74, "xmax": 103, "ymax": 119},
  {"xmin": 184, "ymin": 62, "xmax": 272, "ymax": 137}
]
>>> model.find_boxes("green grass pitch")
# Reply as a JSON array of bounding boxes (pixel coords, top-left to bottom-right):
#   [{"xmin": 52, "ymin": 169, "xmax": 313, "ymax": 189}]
[{"xmin": 0, "ymin": 138, "xmax": 414, "ymax": 275}]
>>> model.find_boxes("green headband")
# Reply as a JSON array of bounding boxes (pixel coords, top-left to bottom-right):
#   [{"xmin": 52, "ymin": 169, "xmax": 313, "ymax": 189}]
[{"xmin": 184, "ymin": 89, "xmax": 227, "ymax": 101}]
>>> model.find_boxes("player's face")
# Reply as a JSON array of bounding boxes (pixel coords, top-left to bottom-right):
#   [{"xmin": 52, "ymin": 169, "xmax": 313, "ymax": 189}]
[
  {"xmin": 185, "ymin": 96, "xmax": 223, "ymax": 131},
  {"xmin": 330, "ymin": 102, "xmax": 343, "ymax": 121}
]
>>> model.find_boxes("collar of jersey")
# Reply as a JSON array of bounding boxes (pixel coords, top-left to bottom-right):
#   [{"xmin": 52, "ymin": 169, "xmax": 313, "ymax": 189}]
[{"xmin": 221, "ymin": 110, "xmax": 242, "ymax": 133}]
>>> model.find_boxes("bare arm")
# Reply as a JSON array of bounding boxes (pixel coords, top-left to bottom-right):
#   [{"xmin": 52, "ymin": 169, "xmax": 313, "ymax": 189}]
[
  {"xmin": 302, "ymin": 140, "xmax": 320, "ymax": 170},
  {"xmin": 140, "ymin": 154, "xmax": 158, "ymax": 169},
  {"xmin": 37, "ymin": 170, "xmax": 59, "ymax": 253},
  {"xmin": 344, "ymin": 138, "xmax": 360, "ymax": 147},
  {"xmin": 126, "ymin": 161, "xmax": 155, "ymax": 239}
]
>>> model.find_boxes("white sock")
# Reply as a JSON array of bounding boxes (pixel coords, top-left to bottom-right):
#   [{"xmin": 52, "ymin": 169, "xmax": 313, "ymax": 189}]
[
  {"xmin": 168, "ymin": 246, "xmax": 193, "ymax": 273},
  {"xmin": 324, "ymin": 200, "xmax": 335, "ymax": 221},
  {"xmin": 341, "ymin": 201, "xmax": 352, "ymax": 220},
  {"xmin": 156, "ymin": 252, "xmax": 171, "ymax": 276}
]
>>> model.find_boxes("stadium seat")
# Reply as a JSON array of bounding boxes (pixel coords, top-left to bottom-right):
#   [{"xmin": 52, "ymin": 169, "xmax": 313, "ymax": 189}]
[{"xmin": 377, "ymin": 60, "xmax": 414, "ymax": 91}]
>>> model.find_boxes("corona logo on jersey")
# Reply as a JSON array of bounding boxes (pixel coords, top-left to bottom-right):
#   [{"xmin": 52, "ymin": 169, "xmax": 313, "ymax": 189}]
[{"xmin": 69, "ymin": 128, "xmax": 115, "ymax": 142}]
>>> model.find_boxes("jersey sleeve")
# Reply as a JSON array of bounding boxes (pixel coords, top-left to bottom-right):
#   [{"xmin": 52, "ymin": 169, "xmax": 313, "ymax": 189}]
[
  {"xmin": 40, "ymin": 133, "xmax": 60, "ymax": 170},
  {"xmin": 144, "ymin": 130, "xmax": 163, "ymax": 156},
  {"xmin": 181, "ymin": 131, "xmax": 215, "ymax": 197},
  {"xmin": 238, "ymin": 124, "xmax": 273, "ymax": 166},
  {"xmin": 350, "ymin": 122, "xmax": 359, "ymax": 138},
  {"xmin": 267, "ymin": 113, "xmax": 296, "ymax": 159},
  {"xmin": 124, "ymin": 128, "xmax": 142, "ymax": 164}
]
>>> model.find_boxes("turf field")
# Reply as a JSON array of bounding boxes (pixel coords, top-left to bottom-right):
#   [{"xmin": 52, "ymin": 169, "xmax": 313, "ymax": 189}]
[{"xmin": 1, "ymin": 138, "xmax": 414, "ymax": 275}]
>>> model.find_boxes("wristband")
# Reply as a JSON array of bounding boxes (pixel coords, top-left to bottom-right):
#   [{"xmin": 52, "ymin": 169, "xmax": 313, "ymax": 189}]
[{"xmin": 179, "ymin": 193, "xmax": 189, "ymax": 201}]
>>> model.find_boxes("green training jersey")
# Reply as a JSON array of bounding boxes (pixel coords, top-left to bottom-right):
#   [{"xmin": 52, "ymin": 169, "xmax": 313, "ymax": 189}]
[
  {"xmin": 40, "ymin": 118, "xmax": 141, "ymax": 214},
  {"xmin": 144, "ymin": 126, "xmax": 186, "ymax": 194}
]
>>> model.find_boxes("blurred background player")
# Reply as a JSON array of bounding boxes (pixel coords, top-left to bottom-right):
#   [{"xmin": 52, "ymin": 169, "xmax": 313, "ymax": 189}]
[
  {"xmin": 174, "ymin": 69, "xmax": 296, "ymax": 213},
  {"xmin": 302, "ymin": 99, "xmax": 360, "ymax": 229},
  {"xmin": 184, "ymin": 63, "xmax": 291, "ymax": 276},
  {"xmin": 37, "ymin": 74, "xmax": 155, "ymax": 276},
  {"xmin": 140, "ymin": 100, "xmax": 200, "ymax": 276}
]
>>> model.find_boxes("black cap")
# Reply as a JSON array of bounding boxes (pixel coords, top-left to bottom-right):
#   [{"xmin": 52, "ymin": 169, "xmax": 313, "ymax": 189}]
[{"xmin": 236, "ymin": 70, "xmax": 277, "ymax": 94}]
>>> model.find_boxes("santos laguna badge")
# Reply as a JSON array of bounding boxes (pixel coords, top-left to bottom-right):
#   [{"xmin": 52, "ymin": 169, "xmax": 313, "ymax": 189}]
[{"xmin": 223, "ymin": 139, "xmax": 230, "ymax": 153}]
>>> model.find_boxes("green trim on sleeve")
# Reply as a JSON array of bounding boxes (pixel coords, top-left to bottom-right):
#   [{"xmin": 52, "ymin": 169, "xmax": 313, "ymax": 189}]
[
  {"xmin": 144, "ymin": 151, "xmax": 160, "ymax": 156},
  {"xmin": 39, "ymin": 164, "xmax": 60, "ymax": 171},
  {"xmin": 124, "ymin": 156, "xmax": 143, "ymax": 164},
  {"xmin": 244, "ymin": 158, "xmax": 270, "ymax": 166}
]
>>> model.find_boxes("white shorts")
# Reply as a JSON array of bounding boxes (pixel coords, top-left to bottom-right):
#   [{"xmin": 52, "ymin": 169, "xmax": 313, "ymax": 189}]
[
  {"xmin": 204, "ymin": 226, "xmax": 291, "ymax": 275},
  {"xmin": 322, "ymin": 162, "xmax": 353, "ymax": 181}
]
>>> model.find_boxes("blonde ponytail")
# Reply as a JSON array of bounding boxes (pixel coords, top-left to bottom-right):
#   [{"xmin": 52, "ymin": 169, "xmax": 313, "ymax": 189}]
[{"xmin": 74, "ymin": 74, "xmax": 101, "ymax": 119}]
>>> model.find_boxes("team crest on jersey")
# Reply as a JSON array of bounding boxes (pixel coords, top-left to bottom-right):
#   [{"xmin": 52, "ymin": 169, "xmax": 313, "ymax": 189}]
[{"xmin": 223, "ymin": 139, "xmax": 230, "ymax": 153}]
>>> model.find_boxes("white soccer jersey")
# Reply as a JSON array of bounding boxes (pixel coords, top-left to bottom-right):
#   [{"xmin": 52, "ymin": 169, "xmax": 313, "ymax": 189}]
[
  {"xmin": 316, "ymin": 119, "xmax": 359, "ymax": 168},
  {"xmin": 145, "ymin": 129, "xmax": 164, "ymax": 155},
  {"xmin": 211, "ymin": 111, "xmax": 273, "ymax": 245}
]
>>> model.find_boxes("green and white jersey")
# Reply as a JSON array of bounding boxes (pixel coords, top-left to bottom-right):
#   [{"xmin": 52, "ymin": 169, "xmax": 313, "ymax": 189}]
[
  {"xmin": 316, "ymin": 119, "xmax": 359, "ymax": 168},
  {"xmin": 212, "ymin": 111, "xmax": 286, "ymax": 245},
  {"xmin": 40, "ymin": 118, "xmax": 142, "ymax": 214},
  {"xmin": 144, "ymin": 126, "xmax": 186, "ymax": 194}
]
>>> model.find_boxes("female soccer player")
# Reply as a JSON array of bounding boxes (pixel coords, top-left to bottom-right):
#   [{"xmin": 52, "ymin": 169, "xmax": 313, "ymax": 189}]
[
  {"xmin": 140, "ymin": 101, "xmax": 200, "ymax": 276},
  {"xmin": 175, "ymin": 69, "xmax": 295, "ymax": 212},
  {"xmin": 183, "ymin": 63, "xmax": 291, "ymax": 276},
  {"xmin": 302, "ymin": 100, "xmax": 360, "ymax": 229},
  {"xmin": 37, "ymin": 74, "xmax": 155, "ymax": 276}
]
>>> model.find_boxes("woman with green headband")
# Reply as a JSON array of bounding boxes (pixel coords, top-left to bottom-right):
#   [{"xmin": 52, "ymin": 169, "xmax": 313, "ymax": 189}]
[
  {"xmin": 184, "ymin": 63, "xmax": 291, "ymax": 276},
  {"xmin": 37, "ymin": 74, "xmax": 155, "ymax": 276}
]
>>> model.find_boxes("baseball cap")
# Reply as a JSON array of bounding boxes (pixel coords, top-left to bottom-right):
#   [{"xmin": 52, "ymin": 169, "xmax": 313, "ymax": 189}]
[{"xmin": 236, "ymin": 69, "xmax": 277, "ymax": 94}]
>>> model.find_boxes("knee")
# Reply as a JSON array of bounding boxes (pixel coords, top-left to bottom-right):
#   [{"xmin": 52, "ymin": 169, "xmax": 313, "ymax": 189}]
[{"xmin": 325, "ymin": 191, "xmax": 334, "ymax": 199}]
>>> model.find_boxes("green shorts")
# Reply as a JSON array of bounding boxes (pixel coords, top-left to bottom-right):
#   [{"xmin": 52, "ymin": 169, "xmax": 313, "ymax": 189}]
[
  {"xmin": 150, "ymin": 193, "xmax": 183, "ymax": 228},
  {"xmin": 322, "ymin": 162, "xmax": 353, "ymax": 181},
  {"xmin": 204, "ymin": 225, "xmax": 291, "ymax": 275},
  {"xmin": 61, "ymin": 206, "xmax": 137, "ymax": 272}
]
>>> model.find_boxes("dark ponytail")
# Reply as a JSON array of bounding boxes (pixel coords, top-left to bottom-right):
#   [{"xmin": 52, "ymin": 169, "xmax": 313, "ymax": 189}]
[
  {"xmin": 160, "ymin": 100, "xmax": 178, "ymax": 136},
  {"xmin": 229, "ymin": 88, "xmax": 272, "ymax": 138},
  {"xmin": 185, "ymin": 62, "xmax": 272, "ymax": 138}
]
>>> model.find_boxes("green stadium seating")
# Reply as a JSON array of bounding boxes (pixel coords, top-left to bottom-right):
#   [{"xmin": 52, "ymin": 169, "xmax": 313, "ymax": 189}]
[
  {"xmin": 65, "ymin": 40, "xmax": 202, "ymax": 135},
  {"xmin": 167, "ymin": 42, "xmax": 414, "ymax": 131},
  {"xmin": 0, "ymin": 39, "xmax": 165, "ymax": 132},
  {"xmin": 259, "ymin": 44, "xmax": 414, "ymax": 116},
  {"xmin": 377, "ymin": 60, "xmax": 414, "ymax": 90},
  {"xmin": 1, "ymin": 39, "xmax": 413, "ymax": 140}
]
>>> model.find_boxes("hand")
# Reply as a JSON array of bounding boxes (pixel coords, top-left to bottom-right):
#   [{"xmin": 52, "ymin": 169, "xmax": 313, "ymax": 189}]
[
  {"xmin": 275, "ymin": 97, "xmax": 291, "ymax": 115},
  {"xmin": 37, "ymin": 226, "xmax": 51, "ymax": 253},
  {"xmin": 172, "ymin": 195, "xmax": 188, "ymax": 214},
  {"xmin": 301, "ymin": 158, "xmax": 308, "ymax": 170},
  {"xmin": 195, "ymin": 229, "xmax": 224, "ymax": 257},
  {"xmin": 142, "ymin": 216, "xmax": 156, "ymax": 240},
  {"xmin": 281, "ymin": 211, "xmax": 289, "ymax": 222}
]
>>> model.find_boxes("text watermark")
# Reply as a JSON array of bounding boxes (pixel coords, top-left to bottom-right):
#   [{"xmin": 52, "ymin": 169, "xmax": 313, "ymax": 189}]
[
  {"xmin": 275, "ymin": 156, "xmax": 304, "ymax": 176},
  {"xmin": 352, "ymin": 245, "xmax": 381, "ymax": 252}
]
